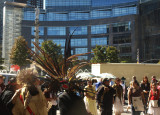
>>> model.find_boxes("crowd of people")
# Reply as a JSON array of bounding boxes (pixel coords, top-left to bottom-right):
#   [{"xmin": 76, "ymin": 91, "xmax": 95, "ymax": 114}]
[{"xmin": 0, "ymin": 68, "xmax": 160, "ymax": 115}]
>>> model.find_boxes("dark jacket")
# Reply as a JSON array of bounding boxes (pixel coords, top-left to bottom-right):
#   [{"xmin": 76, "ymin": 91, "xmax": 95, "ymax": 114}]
[
  {"xmin": 0, "ymin": 83, "xmax": 5, "ymax": 93},
  {"xmin": 140, "ymin": 82, "xmax": 150, "ymax": 92},
  {"xmin": 58, "ymin": 91, "xmax": 89, "ymax": 115},
  {"xmin": 96, "ymin": 85, "xmax": 115, "ymax": 112},
  {"xmin": 0, "ymin": 90, "xmax": 14, "ymax": 115}
]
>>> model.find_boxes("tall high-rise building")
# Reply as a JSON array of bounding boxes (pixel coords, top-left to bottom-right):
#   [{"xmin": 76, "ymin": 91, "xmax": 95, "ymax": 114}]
[
  {"xmin": 2, "ymin": 2, "xmax": 23, "ymax": 69},
  {"xmin": 0, "ymin": 0, "xmax": 13, "ymax": 57},
  {"xmin": 0, "ymin": 0, "xmax": 27, "ymax": 58}
]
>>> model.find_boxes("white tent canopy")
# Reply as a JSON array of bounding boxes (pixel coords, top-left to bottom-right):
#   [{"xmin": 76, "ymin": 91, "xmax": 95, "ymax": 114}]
[
  {"xmin": 76, "ymin": 72, "xmax": 96, "ymax": 80},
  {"xmin": 97, "ymin": 73, "xmax": 116, "ymax": 79}
]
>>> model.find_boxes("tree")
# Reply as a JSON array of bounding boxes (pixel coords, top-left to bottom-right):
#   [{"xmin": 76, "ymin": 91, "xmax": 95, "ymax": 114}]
[
  {"xmin": 91, "ymin": 45, "xmax": 119, "ymax": 63},
  {"xmin": 10, "ymin": 36, "xmax": 30, "ymax": 67},
  {"xmin": 41, "ymin": 40, "xmax": 63, "ymax": 63},
  {"xmin": 90, "ymin": 45, "xmax": 107, "ymax": 63},
  {"xmin": 106, "ymin": 46, "xmax": 119, "ymax": 63}
]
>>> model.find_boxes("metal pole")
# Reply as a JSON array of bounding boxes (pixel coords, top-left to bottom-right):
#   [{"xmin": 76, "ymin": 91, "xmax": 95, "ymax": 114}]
[
  {"xmin": 34, "ymin": 6, "xmax": 40, "ymax": 54},
  {"xmin": 137, "ymin": 48, "xmax": 140, "ymax": 63}
]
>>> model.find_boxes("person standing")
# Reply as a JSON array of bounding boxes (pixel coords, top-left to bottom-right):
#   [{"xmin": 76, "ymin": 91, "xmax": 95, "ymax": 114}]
[
  {"xmin": 58, "ymin": 82, "xmax": 90, "ymax": 115},
  {"xmin": 109, "ymin": 78, "xmax": 114, "ymax": 87},
  {"xmin": 95, "ymin": 78, "xmax": 103, "ymax": 91},
  {"xmin": 157, "ymin": 79, "xmax": 160, "ymax": 93},
  {"xmin": 151, "ymin": 76, "xmax": 158, "ymax": 88},
  {"xmin": 112, "ymin": 78, "xmax": 123, "ymax": 115},
  {"xmin": 120, "ymin": 80, "xmax": 126, "ymax": 104},
  {"xmin": 12, "ymin": 68, "xmax": 48, "ymax": 115},
  {"xmin": 84, "ymin": 80, "xmax": 97, "ymax": 115},
  {"xmin": 0, "ymin": 75, "xmax": 5, "ymax": 94},
  {"xmin": 44, "ymin": 88, "xmax": 57, "ymax": 115},
  {"xmin": 0, "ymin": 78, "xmax": 20, "ymax": 115},
  {"xmin": 140, "ymin": 76, "xmax": 150, "ymax": 114},
  {"xmin": 148, "ymin": 83, "xmax": 160, "ymax": 115},
  {"xmin": 128, "ymin": 80, "xmax": 145, "ymax": 115},
  {"xmin": 96, "ymin": 78, "xmax": 115, "ymax": 115}
]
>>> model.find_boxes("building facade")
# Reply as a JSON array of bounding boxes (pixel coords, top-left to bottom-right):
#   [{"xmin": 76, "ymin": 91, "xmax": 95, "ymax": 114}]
[
  {"xmin": 140, "ymin": 0, "xmax": 160, "ymax": 62},
  {"xmin": 22, "ymin": 0, "xmax": 140, "ymax": 61},
  {"xmin": 0, "ymin": 0, "xmax": 14, "ymax": 57},
  {"xmin": 3, "ymin": 0, "xmax": 143, "ymax": 69},
  {"xmin": 2, "ymin": 2, "xmax": 23, "ymax": 69}
]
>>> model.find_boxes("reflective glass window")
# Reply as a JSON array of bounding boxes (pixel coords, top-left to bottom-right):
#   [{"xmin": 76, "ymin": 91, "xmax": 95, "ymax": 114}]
[
  {"xmin": 91, "ymin": 25, "xmax": 109, "ymax": 34},
  {"xmin": 91, "ymin": 37, "xmax": 108, "ymax": 46},
  {"xmin": 78, "ymin": 56, "xmax": 88, "ymax": 60},
  {"xmin": 113, "ymin": 35, "xmax": 131, "ymax": 44},
  {"xmin": 23, "ymin": 11, "xmax": 35, "ymax": 20},
  {"xmin": 112, "ymin": 22, "xmax": 131, "ymax": 33},
  {"xmin": 69, "ymin": 12, "xmax": 89, "ymax": 20},
  {"xmin": 70, "ymin": 26, "xmax": 87, "ymax": 35},
  {"xmin": 92, "ymin": 0, "xmax": 138, "ymax": 7},
  {"xmin": 75, "ymin": 48, "xmax": 88, "ymax": 54},
  {"xmin": 31, "ymin": 27, "xmax": 44, "ymax": 35},
  {"xmin": 91, "ymin": 10, "xmax": 111, "ymax": 19},
  {"xmin": 46, "ymin": 12, "xmax": 68, "ymax": 21},
  {"xmin": 113, "ymin": 6, "xmax": 137, "ymax": 17},
  {"xmin": 47, "ymin": 27, "xmax": 66, "ymax": 35},
  {"xmin": 48, "ymin": 39, "xmax": 66, "ymax": 47},
  {"xmin": 120, "ymin": 45, "xmax": 132, "ymax": 53},
  {"xmin": 31, "ymin": 39, "xmax": 44, "ymax": 47},
  {"xmin": 45, "ymin": 0, "xmax": 91, "ymax": 7},
  {"xmin": 128, "ymin": 7, "xmax": 137, "ymax": 14},
  {"xmin": 39, "ymin": 14, "xmax": 45, "ymax": 21},
  {"xmin": 71, "ymin": 39, "xmax": 87, "ymax": 46}
]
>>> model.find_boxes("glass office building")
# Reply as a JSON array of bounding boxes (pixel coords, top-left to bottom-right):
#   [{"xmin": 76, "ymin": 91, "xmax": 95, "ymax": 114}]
[
  {"xmin": 21, "ymin": 0, "xmax": 139, "ymax": 61},
  {"xmin": 1, "ymin": 0, "xmax": 139, "ymax": 66},
  {"xmin": 2, "ymin": 3, "xmax": 23, "ymax": 69}
]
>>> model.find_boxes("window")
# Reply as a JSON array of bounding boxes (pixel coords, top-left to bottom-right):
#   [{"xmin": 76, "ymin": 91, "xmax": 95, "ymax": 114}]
[
  {"xmin": 113, "ymin": 35, "xmax": 131, "ymax": 44},
  {"xmin": 48, "ymin": 39, "xmax": 66, "ymax": 47},
  {"xmin": 120, "ymin": 45, "xmax": 132, "ymax": 53},
  {"xmin": 91, "ymin": 25, "xmax": 109, "ymax": 34},
  {"xmin": 91, "ymin": 10, "xmax": 111, "ymax": 19},
  {"xmin": 46, "ymin": 12, "xmax": 68, "ymax": 21},
  {"xmin": 113, "ymin": 6, "xmax": 137, "ymax": 17},
  {"xmin": 91, "ymin": 37, "xmax": 108, "ymax": 46},
  {"xmin": 31, "ymin": 27, "xmax": 44, "ymax": 35},
  {"xmin": 112, "ymin": 22, "xmax": 131, "ymax": 33},
  {"xmin": 78, "ymin": 56, "xmax": 88, "ymax": 60},
  {"xmin": 71, "ymin": 39, "xmax": 87, "ymax": 46},
  {"xmin": 92, "ymin": 0, "xmax": 138, "ymax": 7},
  {"xmin": 47, "ymin": 27, "xmax": 66, "ymax": 35},
  {"xmin": 31, "ymin": 39, "xmax": 44, "ymax": 47},
  {"xmin": 70, "ymin": 26, "xmax": 87, "ymax": 35},
  {"xmin": 69, "ymin": 12, "xmax": 89, "ymax": 20},
  {"xmin": 23, "ymin": 11, "xmax": 35, "ymax": 20},
  {"xmin": 75, "ymin": 48, "xmax": 88, "ymax": 54},
  {"xmin": 45, "ymin": 0, "xmax": 91, "ymax": 7}
]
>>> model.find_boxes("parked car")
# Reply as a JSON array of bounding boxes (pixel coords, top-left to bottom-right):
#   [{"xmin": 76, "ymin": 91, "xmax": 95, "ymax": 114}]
[{"xmin": 0, "ymin": 73, "xmax": 17, "ymax": 85}]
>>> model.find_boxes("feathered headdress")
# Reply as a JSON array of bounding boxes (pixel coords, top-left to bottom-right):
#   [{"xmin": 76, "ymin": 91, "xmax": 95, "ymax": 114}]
[{"xmin": 26, "ymin": 33, "xmax": 92, "ymax": 92}]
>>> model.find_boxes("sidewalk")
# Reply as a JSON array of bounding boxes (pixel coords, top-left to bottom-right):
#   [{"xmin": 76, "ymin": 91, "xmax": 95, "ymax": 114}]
[{"xmin": 56, "ymin": 104, "xmax": 132, "ymax": 115}]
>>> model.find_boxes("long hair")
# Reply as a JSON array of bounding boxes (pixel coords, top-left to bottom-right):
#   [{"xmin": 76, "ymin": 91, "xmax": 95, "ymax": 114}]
[{"xmin": 142, "ymin": 76, "xmax": 149, "ymax": 83}]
